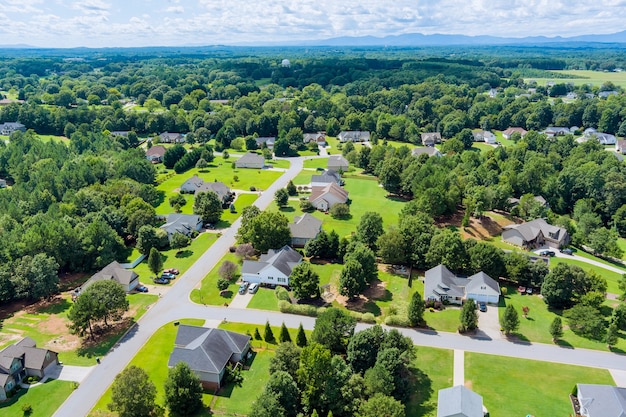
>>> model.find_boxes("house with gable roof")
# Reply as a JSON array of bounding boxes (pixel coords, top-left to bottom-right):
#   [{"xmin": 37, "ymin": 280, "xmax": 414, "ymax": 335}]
[
  {"xmin": 311, "ymin": 169, "xmax": 342, "ymax": 187},
  {"xmin": 421, "ymin": 132, "xmax": 442, "ymax": 146},
  {"xmin": 303, "ymin": 132, "xmax": 327, "ymax": 145},
  {"xmin": 502, "ymin": 218, "xmax": 569, "ymax": 249},
  {"xmin": 616, "ymin": 139, "xmax": 626, "ymax": 154},
  {"xmin": 241, "ymin": 245, "xmax": 302, "ymax": 286},
  {"xmin": 76, "ymin": 261, "xmax": 139, "ymax": 294},
  {"xmin": 575, "ymin": 384, "xmax": 626, "ymax": 417},
  {"xmin": 0, "ymin": 122, "xmax": 26, "ymax": 136},
  {"xmin": 437, "ymin": 385, "xmax": 486, "ymax": 417},
  {"xmin": 180, "ymin": 175, "xmax": 232, "ymax": 205},
  {"xmin": 289, "ymin": 213, "xmax": 322, "ymax": 247},
  {"xmin": 412, "ymin": 147, "xmax": 442, "ymax": 158},
  {"xmin": 327, "ymin": 155, "xmax": 349, "ymax": 172},
  {"xmin": 338, "ymin": 131, "xmax": 370, "ymax": 143},
  {"xmin": 235, "ymin": 152, "xmax": 265, "ymax": 169},
  {"xmin": 502, "ymin": 127, "xmax": 527, "ymax": 139},
  {"xmin": 159, "ymin": 132, "xmax": 185, "ymax": 143},
  {"xmin": 168, "ymin": 325, "xmax": 250, "ymax": 390},
  {"xmin": 145, "ymin": 145, "xmax": 166, "ymax": 163},
  {"xmin": 160, "ymin": 213, "xmax": 203, "ymax": 241},
  {"xmin": 425, "ymin": 264, "xmax": 501, "ymax": 305},
  {"xmin": 472, "ymin": 131, "xmax": 497, "ymax": 144},
  {"xmin": 309, "ymin": 182, "xmax": 349, "ymax": 211}
]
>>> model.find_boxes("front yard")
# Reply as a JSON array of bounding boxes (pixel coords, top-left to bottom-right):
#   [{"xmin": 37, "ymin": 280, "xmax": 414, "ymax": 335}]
[
  {"xmin": 190, "ymin": 253, "xmax": 241, "ymax": 306},
  {"xmin": 0, "ymin": 380, "xmax": 75, "ymax": 417}
]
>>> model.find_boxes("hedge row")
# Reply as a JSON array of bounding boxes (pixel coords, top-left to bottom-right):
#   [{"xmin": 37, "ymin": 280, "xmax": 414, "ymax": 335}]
[{"xmin": 277, "ymin": 301, "xmax": 376, "ymax": 323}]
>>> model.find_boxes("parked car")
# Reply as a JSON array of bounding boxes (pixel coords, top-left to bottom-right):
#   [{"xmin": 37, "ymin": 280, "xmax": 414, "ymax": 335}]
[
  {"xmin": 136, "ymin": 285, "xmax": 148, "ymax": 293},
  {"xmin": 238, "ymin": 282, "xmax": 249, "ymax": 294},
  {"xmin": 248, "ymin": 283, "xmax": 259, "ymax": 294},
  {"xmin": 539, "ymin": 250, "xmax": 555, "ymax": 257},
  {"xmin": 560, "ymin": 248, "xmax": 574, "ymax": 255},
  {"xmin": 478, "ymin": 302, "xmax": 487, "ymax": 312},
  {"xmin": 163, "ymin": 268, "xmax": 179, "ymax": 275},
  {"xmin": 160, "ymin": 272, "xmax": 175, "ymax": 280},
  {"xmin": 153, "ymin": 277, "xmax": 169, "ymax": 285}
]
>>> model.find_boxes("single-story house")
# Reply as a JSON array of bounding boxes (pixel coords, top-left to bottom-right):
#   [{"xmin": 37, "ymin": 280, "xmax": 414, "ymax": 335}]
[
  {"xmin": 578, "ymin": 128, "xmax": 617, "ymax": 145},
  {"xmin": 180, "ymin": 176, "xmax": 232, "ymax": 204},
  {"xmin": 180, "ymin": 175, "xmax": 205, "ymax": 194},
  {"xmin": 338, "ymin": 131, "xmax": 370, "ymax": 143},
  {"xmin": 0, "ymin": 122, "xmax": 26, "ymax": 136},
  {"xmin": 616, "ymin": 140, "xmax": 626, "ymax": 154},
  {"xmin": 145, "ymin": 145, "xmax": 166, "ymax": 163},
  {"xmin": 0, "ymin": 98, "xmax": 24, "ymax": 106},
  {"xmin": 159, "ymin": 132, "xmax": 185, "ymax": 144},
  {"xmin": 543, "ymin": 126, "xmax": 571, "ymax": 137},
  {"xmin": 168, "ymin": 325, "xmax": 251, "ymax": 390},
  {"xmin": 576, "ymin": 384, "xmax": 626, "ymax": 417},
  {"xmin": 566, "ymin": 92, "xmax": 578, "ymax": 99},
  {"xmin": 235, "ymin": 152, "xmax": 265, "ymax": 169},
  {"xmin": 77, "ymin": 261, "xmax": 140, "ymax": 294},
  {"xmin": 311, "ymin": 169, "xmax": 342, "ymax": 187},
  {"xmin": 241, "ymin": 245, "xmax": 303, "ymax": 286},
  {"xmin": 421, "ymin": 132, "xmax": 442, "ymax": 146},
  {"xmin": 160, "ymin": 213, "xmax": 203, "ymax": 240},
  {"xmin": 472, "ymin": 131, "xmax": 496, "ymax": 144},
  {"xmin": 255, "ymin": 137, "xmax": 275, "ymax": 149},
  {"xmin": 309, "ymin": 182, "xmax": 349, "ymax": 211},
  {"xmin": 0, "ymin": 337, "xmax": 59, "ymax": 401},
  {"xmin": 289, "ymin": 213, "xmax": 323, "ymax": 247},
  {"xmin": 412, "ymin": 147, "xmax": 442, "ymax": 158},
  {"xmin": 437, "ymin": 385, "xmax": 485, "ymax": 417},
  {"xmin": 501, "ymin": 218, "xmax": 569, "ymax": 249},
  {"xmin": 502, "ymin": 127, "xmax": 527, "ymax": 140},
  {"xmin": 327, "ymin": 155, "xmax": 349, "ymax": 172},
  {"xmin": 425, "ymin": 264, "xmax": 500, "ymax": 305},
  {"xmin": 303, "ymin": 132, "xmax": 327, "ymax": 145},
  {"xmin": 599, "ymin": 90, "xmax": 619, "ymax": 98}
]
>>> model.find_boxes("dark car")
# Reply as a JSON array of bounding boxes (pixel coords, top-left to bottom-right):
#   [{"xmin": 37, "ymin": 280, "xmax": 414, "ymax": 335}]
[
  {"xmin": 160, "ymin": 272, "xmax": 176, "ymax": 280},
  {"xmin": 560, "ymin": 248, "xmax": 574, "ymax": 255},
  {"xmin": 238, "ymin": 282, "xmax": 249, "ymax": 294},
  {"xmin": 478, "ymin": 302, "xmax": 487, "ymax": 312},
  {"xmin": 163, "ymin": 268, "xmax": 179, "ymax": 275},
  {"xmin": 539, "ymin": 250, "xmax": 555, "ymax": 257},
  {"xmin": 136, "ymin": 285, "xmax": 148, "ymax": 293},
  {"xmin": 153, "ymin": 277, "xmax": 169, "ymax": 285}
]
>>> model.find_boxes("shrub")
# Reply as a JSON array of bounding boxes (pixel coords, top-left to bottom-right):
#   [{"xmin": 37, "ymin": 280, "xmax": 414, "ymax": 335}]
[
  {"xmin": 330, "ymin": 203, "xmax": 350, "ymax": 219},
  {"xmin": 278, "ymin": 301, "xmax": 320, "ymax": 317},
  {"xmin": 299, "ymin": 199, "xmax": 315, "ymax": 212},
  {"xmin": 22, "ymin": 404, "xmax": 33, "ymax": 416},
  {"xmin": 275, "ymin": 286, "xmax": 291, "ymax": 302},
  {"xmin": 250, "ymin": 186, "xmax": 257, "ymax": 191},
  {"xmin": 384, "ymin": 315, "xmax": 411, "ymax": 327}
]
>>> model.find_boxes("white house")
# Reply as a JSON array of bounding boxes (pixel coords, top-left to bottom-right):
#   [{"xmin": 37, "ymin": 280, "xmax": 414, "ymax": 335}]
[
  {"xmin": 412, "ymin": 147, "xmax": 442, "ymax": 158},
  {"xmin": 576, "ymin": 384, "xmax": 626, "ymax": 417},
  {"xmin": 235, "ymin": 152, "xmax": 265, "ymax": 169},
  {"xmin": 309, "ymin": 182, "xmax": 349, "ymax": 211},
  {"xmin": 502, "ymin": 127, "xmax": 527, "ymax": 140},
  {"xmin": 424, "ymin": 265, "xmax": 501, "ymax": 305},
  {"xmin": 472, "ymin": 131, "xmax": 496, "ymax": 144},
  {"xmin": 241, "ymin": 246, "xmax": 302, "ymax": 286},
  {"xmin": 437, "ymin": 386, "xmax": 485, "ymax": 417},
  {"xmin": 616, "ymin": 139, "xmax": 626, "ymax": 154},
  {"xmin": 338, "ymin": 131, "xmax": 370, "ymax": 143}
]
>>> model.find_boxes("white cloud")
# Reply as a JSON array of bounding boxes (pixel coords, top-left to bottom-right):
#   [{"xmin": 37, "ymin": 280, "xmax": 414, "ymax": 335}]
[{"xmin": 165, "ymin": 6, "xmax": 183, "ymax": 13}]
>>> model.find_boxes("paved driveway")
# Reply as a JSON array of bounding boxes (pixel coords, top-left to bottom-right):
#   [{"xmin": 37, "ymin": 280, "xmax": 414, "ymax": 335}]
[
  {"xmin": 47, "ymin": 364, "xmax": 95, "ymax": 383},
  {"xmin": 477, "ymin": 303, "xmax": 502, "ymax": 340},
  {"xmin": 228, "ymin": 291, "xmax": 254, "ymax": 309}
]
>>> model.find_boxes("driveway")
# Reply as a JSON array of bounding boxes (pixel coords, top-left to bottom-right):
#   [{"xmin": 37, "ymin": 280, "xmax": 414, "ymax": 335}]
[
  {"xmin": 532, "ymin": 247, "xmax": 626, "ymax": 275},
  {"xmin": 47, "ymin": 364, "xmax": 95, "ymax": 383},
  {"xmin": 228, "ymin": 291, "xmax": 254, "ymax": 309},
  {"xmin": 477, "ymin": 303, "xmax": 502, "ymax": 340}
]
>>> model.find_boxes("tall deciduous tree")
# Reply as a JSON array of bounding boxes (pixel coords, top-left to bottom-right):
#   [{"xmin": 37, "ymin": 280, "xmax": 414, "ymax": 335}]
[
  {"xmin": 426, "ymin": 229, "xmax": 467, "ymax": 273},
  {"xmin": 339, "ymin": 259, "xmax": 367, "ymax": 299},
  {"xmin": 108, "ymin": 366, "xmax": 158, "ymax": 417},
  {"xmin": 164, "ymin": 362, "xmax": 204, "ymax": 416},
  {"xmin": 549, "ymin": 317, "xmax": 563, "ymax": 342},
  {"xmin": 311, "ymin": 308, "xmax": 356, "ymax": 354},
  {"xmin": 407, "ymin": 292, "xmax": 425, "ymax": 327},
  {"xmin": 239, "ymin": 211, "xmax": 291, "ymax": 253},
  {"xmin": 148, "ymin": 247, "xmax": 163, "ymax": 276},
  {"xmin": 357, "ymin": 393, "xmax": 405, "ymax": 417},
  {"xmin": 541, "ymin": 263, "xmax": 592, "ymax": 309},
  {"xmin": 269, "ymin": 342, "xmax": 301, "ymax": 379},
  {"xmin": 356, "ymin": 212, "xmax": 384, "ymax": 250},
  {"xmin": 193, "ymin": 191, "xmax": 223, "ymax": 224},
  {"xmin": 290, "ymin": 262, "xmax": 320, "ymax": 299},
  {"xmin": 275, "ymin": 188, "xmax": 289, "ymax": 207}
]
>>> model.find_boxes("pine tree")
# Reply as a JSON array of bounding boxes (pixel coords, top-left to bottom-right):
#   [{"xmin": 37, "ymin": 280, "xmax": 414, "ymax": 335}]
[
  {"xmin": 296, "ymin": 323, "xmax": 308, "ymax": 347},
  {"xmin": 459, "ymin": 300, "xmax": 478, "ymax": 333},
  {"xmin": 549, "ymin": 317, "xmax": 563, "ymax": 342},
  {"xmin": 279, "ymin": 322, "xmax": 292, "ymax": 343},
  {"xmin": 264, "ymin": 321, "xmax": 275, "ymax": 343},
  {"xmin": 606, "ymin": 321, "xmax": 619, "ymax": 348},
  {"xmin": 407, "ymin": 291, "xmax": 425, "ymax": 327},
  {"xmin": 254, "ymin": 327, "xmax": 262, "ymax": 340},
  {"xmin": 501, "ymin": 304, "xmax": 520, "ymax": 335}
]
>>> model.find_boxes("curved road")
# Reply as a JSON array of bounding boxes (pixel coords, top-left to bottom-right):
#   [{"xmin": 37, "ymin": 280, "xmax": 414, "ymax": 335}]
[{"xmin": 54, "ymin": 156, "xmax": 626, "ymax": 417}]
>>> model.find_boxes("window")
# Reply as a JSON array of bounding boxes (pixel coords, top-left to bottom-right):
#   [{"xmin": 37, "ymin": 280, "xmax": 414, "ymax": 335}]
[{"xmin": 278, "ymin": 277, "xmax": 286, "ymax": 283}]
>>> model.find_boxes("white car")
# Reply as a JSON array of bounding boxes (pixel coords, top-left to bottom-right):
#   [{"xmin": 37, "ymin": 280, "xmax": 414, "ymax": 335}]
[{"xmin": 248, "ymin": 283, "xmax": 259, "ymax": 294}]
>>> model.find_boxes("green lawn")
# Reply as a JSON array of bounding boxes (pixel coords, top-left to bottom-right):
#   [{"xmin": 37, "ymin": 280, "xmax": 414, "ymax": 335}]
[
  {"xmin": 526, "ymin": 69, "xmax": 626, "ymax": 88},
  {"xmin": 617, "ymin": 238, "xmax": 626, "ymax": 260},
  {"xmin": 246, "ymin": 287, "xmax": 281, "ymax": 311},
  {"xmin": 133, "ymin": 232, "xmax": 217, "ymax": 286},
  {"xmin": 190, "ymin": 253, "xmax": 241, "ymax": 306},
  {"xmin": 569, "ymin": 246, "xmax": 626, "ymax": 273},
  {"xmin": 465, "ymin": 352, "xmax": 615, "ymax": 417},
  {"xmin": 550, "ymin": 256, "xmax": 623, "ymax": 295},
  {"xmin": 0, "ymin": 380, "xmax": 76, "ymax": 417},
  {"xmin": 218, "ymin": 322, "xmax": 311, "ymax": 350},
  {"xmin": 407, "ymin": 347, "xmax": 453, "ymax": 417},
  {"xmin": 291, "ymin": 170, "xmax": 315, "ymax": 185},
  {"xmin": 220, "ymin": 193, "xmax": 258, "ymax": 226},
  {"xmin": 303, "ymin": 158, "xmax": 329, "ymax": 169}
]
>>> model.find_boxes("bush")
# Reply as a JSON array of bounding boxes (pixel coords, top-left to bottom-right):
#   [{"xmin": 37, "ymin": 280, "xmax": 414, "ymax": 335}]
[
  {"xmin": 278, "ymin": 301, "xmax": 320, "ymax": 317},
  {"xmin": 384, "ymin": 315, "xmax": 411, "ymax": 327},
  {"xmin": 22, "ymin": 404, "xmax": 33, "ymax": 416},
  {"xmin": 330, "ymin": 203, "xmax": 350, "ymax": 219},
  {"xmin": 250, "ymin": 186, "xmax": 257, "ymax": 191},
  {"xmin": 275, "ymin": 286, "xmax": 291, "ymax": 302},
  {"xmin": 299, "ymin": 199, "xmax": 315, "ymax": 212}
]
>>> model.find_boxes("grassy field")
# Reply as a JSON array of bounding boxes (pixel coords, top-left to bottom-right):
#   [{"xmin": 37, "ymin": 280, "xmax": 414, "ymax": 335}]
[
  {"xmin": 190, "ymin": 253, "xmax": 241, "ymax": 306},
  {"xmin": 303, "ymin": 158, "xmax": 328, "ymax": 169},
  {"xmin": 0, "ymin": 380, "xmax": 75, "ymax": 417},
  {"xmin": 465, "ymin": 352, "xmax": 615, "ymax": 417},
  {"xmin": 132, "ymin": 232, "xmax": 217, "ymax": 286},
  {"xmin": 246, "ymin": 287, "xmax": 281, "ymax": 311},
  {"xmin": 526, "ymin": 69, "xmax": 626, "ymax": 88},
  {"xmin": 407, "ymin": 347, "xmax": 453, "ymax": 417}
]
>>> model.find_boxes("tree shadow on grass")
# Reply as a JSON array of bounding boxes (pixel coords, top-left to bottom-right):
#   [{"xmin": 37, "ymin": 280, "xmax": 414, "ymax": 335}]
[
  {"xmin": 216, "ymin": 220, "xmax": 232, "ymax": 229},
  {"xmin": 175, "ymin": 250, "xmax": 193, "ymax": 259},
  {"xmin": 407, "ymin": 367, "xmax": 435, "ymax": 417},
  {"xmin": 215, "ymin": 352, "xmax": 258, "ymax": 399}
]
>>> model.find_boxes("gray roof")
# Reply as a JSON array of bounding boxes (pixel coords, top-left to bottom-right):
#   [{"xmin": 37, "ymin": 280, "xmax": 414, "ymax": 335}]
[
  {"xmin": 503, "ymin": 218, "xmax": 566, "ymax": 244},
  {"xmin": 255, "ymin": 137, "xmax": 275, "ymax": 147},
  {"xmin": 577, "ymin": 384, "xmax": 626, "ymax": 417},
  {"xmin": 338, "ymin": 131, "xmax": 370, "ymax": 141},
  {"xmin": 160, "ymin": 213, "xmax": 202, "ymax": 236},
  {"xmin": 328, "ymin": 155, "xmax": 349, "ymax": 168},
  {"xmin": 242, "ymin": 245, "xmax": 303, "ymax": 277},
  {"xmin": 311, "ymin": 169, "xmax": 341, "ymax": 185},
  {"xmin": 437, "ymin": 386, "xmax": 484, "ymax": 417},
  {"xmin": 412, "ymin": 147, "xmax": 441, "ymax": 157},
  {"xmin": 465, "ymin": 272, "xmax": 501, "ymax": 296},
  {"xmin": 425, "ymin": 265, "xmax": 465, "ymax": 300},
  {"xmin": 83, "ymin": 261, "xmax": 138, "ymax": 289},
  {"xmin": 0, "ymin": 337, "xmax": 56, "ymax": 375},
  {"xmin": 421, "ymin": 132, "xmax": 442, "ymax": 144},
  {"xmin": 236, "ymin": 152, "xmax": 264, "ymax": 166},
  {"xmin": 289, "ymin": 214, "xmax": 322, "ymax": 240},
  {"xmin": 169, "ymin": 326, "xmax": 250, "ymax": 375},
  {"xmin": 196, "ymin": 181, "xmax": 230, "ymax": 200}
]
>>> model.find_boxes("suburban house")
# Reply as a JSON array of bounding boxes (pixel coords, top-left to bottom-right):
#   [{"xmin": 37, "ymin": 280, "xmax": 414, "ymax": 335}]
[
  {"xmin": 255, "ymin": 137, "xmax": 275, "ymax": 149},
  {"xmin": 437, "ymin": 385, "xmax": 486, "ymax": 417},
  {"xmin": 160, "ymin": 213, "xmax": 203, "ymax": 240},
  {"xmin": 412, "ymin": 147, "xmax": 442, "ymax": 158},
  {"xmin": 309, "ymin": 182, "xmax": 349, "ymax": 211},
  {"xmin": 502, "ymin": 127, "xmax": 527, "ymax": 139},
  {"xmin": 0, "ymin": 337, "xmax": 59, "ymax": 401},
  {"xmin": 327, "ymin": 155, "xmax": 349, "ymax": 172},
  {"xmin": 145, "ymin": 145, "xmax": 166, "ymax": 163},
  {"xmin": 338, "ymin": 131, "xmax": 370, "ymax": 143},
  {"xmin": 617, "ymin": 139, "xmax": 626, "ymax": 154},
  {"xmin": 501, "ymin": 218, "xmax": 570, "ymax": 249},
  {"xmin": 507, "ymin": 195, "xmax": 548, "ymax": 210},
  {"xmin": 421, "ymin": 132, "xmax": 442, "ymax": 146},
  {"xmin": 180, "ymin": 176, "xmax": 232, "ymax": 205},
  {"xmin": 303, "ymin": 132, "xmax": 327, "ymax": 145},
  {"xmin": 159, "ymin": 132, "xmax": 185, "ymax": 144},
  {"xmin": 289, "ymin": 213, "xmax": 323, "ymax": 247},
  {"xmin": 168, "ymin": 325, "xmax": 251, "ymax": 391},
  {"xmin": 0, "ymin": 122, "xmax": 26, "ymax": 136},
  {"xmin": 311, "ymin": 169, "xmax": 342, "ymax": 187},
  {"xmin": 578, "ymin": 128, "xmax": 617, "ymax": 145},
  {"xmin": 241, "ymin": 245, "xmax": 303, "ymax": 286},
  {"xmin": 543, "ymin": 126, "xmax": 571, "ymax": 137},
  {"xmin": 235, "ymin": 152, "xmax": 265, "ymax": 169},
  {"xmin": 472, "ymin": 131, "xmax": 496, "ymax": 144},
  {"xmin": 425, "ymin": 264, "xmax": 501, "ymax": 305},
  {"xmin": 575, "ymin": 384, "xmax": 626, "ymax": 417},
  {"xmin": 599, "ymin": 90, "xmax": 619, "ymax": 98},
  {"xmin": 111, "ymin": 130, "xmax": 129, "ymax": 137},
  {"xmin": 76, "ymin": 261, "xmax": 139, "ymax": 294}
]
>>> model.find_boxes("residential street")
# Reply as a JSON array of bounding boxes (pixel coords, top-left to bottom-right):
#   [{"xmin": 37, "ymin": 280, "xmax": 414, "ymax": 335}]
[{"xmin": 54, "ymin": 155, "xmax": 626, "ymax": 417}]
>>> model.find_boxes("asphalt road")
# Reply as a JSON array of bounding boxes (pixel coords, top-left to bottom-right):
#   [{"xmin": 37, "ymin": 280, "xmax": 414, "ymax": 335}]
[{"xmin": 54, "ymin": 155, "xmax": 626, "ymax": 417}]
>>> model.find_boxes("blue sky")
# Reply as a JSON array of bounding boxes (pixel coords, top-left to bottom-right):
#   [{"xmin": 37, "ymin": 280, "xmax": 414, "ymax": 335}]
[{"xmin": 0, "ymin": 0, "xmax": 625, "ymax": 47}]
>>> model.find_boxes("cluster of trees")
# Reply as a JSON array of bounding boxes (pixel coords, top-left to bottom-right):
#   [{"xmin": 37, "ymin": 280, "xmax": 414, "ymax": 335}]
[
  {"xmin": 251, "ymin": 308, "xmax": 415, "ymax": 417},
  {"xmin": 236, "ymin": 206, "xmax": 292, "ymax": 252},
  {"xmin": 68, "ymin": 281, "xmax": 129, "ymax": 339}
]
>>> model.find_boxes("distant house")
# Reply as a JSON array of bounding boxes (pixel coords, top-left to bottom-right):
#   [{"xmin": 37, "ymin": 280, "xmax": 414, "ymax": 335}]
[
  {"xmin": 145, "ymin": 145, "xmax": 166, "ymax": 163},
  {"xmin": 501, "ymin": 218, "xmax": 569, "ymax": 249},
  {"xmin": 598, "ymin": 90, "xmax": 619, "ymax": 98},
  {"xmin": 0, "ymin": 179, "xmax": 6, "ymax": 188},
  {"xmin": 289, "ymin": 213, "xmax": 322, "ymax": 247},
  {"xmin": 180, "ymin": 175, "xmax": 232, "ymax": 205},
  {"xmin": 327, "ymin": 155, "xmax": 349, "ymax": 172},
  {"xmin": 235, "ymin": 152, "xmax": 265, "ymax": 169},
  {"xmin": 338, "ymin": 131, "xmax": 370, "ymax": 143},
  {"xmin": 616, "ymin": 139, "xmax": 626, "ymax": 154},
  {"xmin": 159, "ymin": 132, "xmax": 185, "ymax": 144},
  {"xmin": 160, "ymin": 213, "xmax": 203, "ymax": 240},
  {"xmin": 311, "ymin": 169, "xmax": 342, "ymax": 187},
  {"xmin": 0, "ymin": 122, "xmax": 26, "ymax": 136},
  {"xmin": 0, "ymin": 98, "xmax": 24, "ymax": 106},
  {"xmin": 566, "ymin": 92, "xmax": 578, "ymax": 99},
  {"xmin": 77, "ymin": 261, "xmax": 139, "ymax": 294},
  {"xmin": 437, "ymin": 385, "xmax": 485, "ymax": 417},
  {"xmin": 502, "ymin": 127, "xmax": 527, "ymax": 140},
  {"xmin": 543, "ymin": 126, "xmax": 571, "ymax": 137},
  {"xmin": 421, "ymin": 132, "xmax": 442, "ymax": 146},
  {"xmin": 488, "ymin": 88, "xmax": 498, "ymax": 98},
  {"xmin": 472, "ymin": 131, "xmax": 496, "ymax": 144},
  {"xmin": 577, "ymin": 128, "xmax": 617, "ymax": 145},
  {"xmin": 0, "ymin": 337, "xmax": 59, "ymax": 401},
  {"xmin": 425, "ymin": 264, "xmax": 501, "ymax": 305},
  {"xmin": 241, "ymin": 245, "xmax": 303, "ymax": 286},
  {"xmin": 255, "ymin": 137, "xmax": 275, "ymax": 149},
  {"xmin": 309, "ymin": 182, "xmax": 349, "ymax": 211},
  {"xmin": 507, "ymin": 195, "xmax": 548, "ymax": 210},
  {"xmin": 110, "ymin": 130, "xmax": 129, "ymax": 137},
  {"xmin": 168, "ymin": 325, "xmax": 250, "ymax": 390},
  {"xmin": 303, "ymin": 132, "xmax": 327, "ymax": 145},
  {"xmin": 576, "ymin": 384, "xmax": 626, "ymax": 417},
  {"xmin": 412, "ymin": 147, "xmax": 442, "ymax": 158}
]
